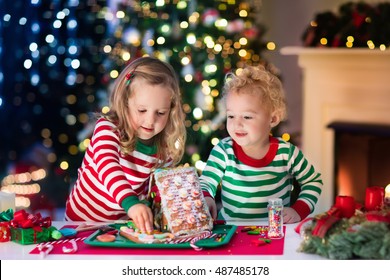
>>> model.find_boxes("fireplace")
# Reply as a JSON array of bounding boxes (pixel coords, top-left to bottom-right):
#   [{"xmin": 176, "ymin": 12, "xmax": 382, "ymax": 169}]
[
  {"xmin": 328, "ymin": 122, "xmax": 390, "ymax": 204},
  {"xmin": 281, "ymin": 47, "xmax": 390, "ymax": 213}
]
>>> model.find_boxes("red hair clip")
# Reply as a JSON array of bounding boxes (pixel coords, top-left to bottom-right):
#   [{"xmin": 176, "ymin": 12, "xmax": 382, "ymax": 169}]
[{"xmin": 125, "ymin": 70, "xmax": 136, "ymax": 86}]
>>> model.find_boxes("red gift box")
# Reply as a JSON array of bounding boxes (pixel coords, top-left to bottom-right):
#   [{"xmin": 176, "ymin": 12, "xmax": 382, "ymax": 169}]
[
  {"xmin": 0, "ymin": 222, "xmax": 11, "ymax": 242},
  {"xmin": 10, "ymin": 209, "xmax": 55, "ymax": 245}
]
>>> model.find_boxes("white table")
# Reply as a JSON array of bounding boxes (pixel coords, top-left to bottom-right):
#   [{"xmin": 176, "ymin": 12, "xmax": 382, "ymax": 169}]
[{"xmin": 1, "ymin": 220, "xmax": 325, "ymax": 260}]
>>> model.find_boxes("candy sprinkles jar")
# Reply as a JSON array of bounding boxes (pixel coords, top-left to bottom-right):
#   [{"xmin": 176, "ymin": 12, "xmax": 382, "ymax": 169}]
[{"xmin": 267, "ymin": 198, "xmax": 284, "ymax": 239}]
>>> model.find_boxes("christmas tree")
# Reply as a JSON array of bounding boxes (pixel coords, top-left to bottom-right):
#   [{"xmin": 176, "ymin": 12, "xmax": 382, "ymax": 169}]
[
  {"xmin": 0, "ymin": 0, "xmax": 107, "ymax": 209},
  {"xmin": 99, "ymin": 0, "xmax": 269, "ymax": 167}
]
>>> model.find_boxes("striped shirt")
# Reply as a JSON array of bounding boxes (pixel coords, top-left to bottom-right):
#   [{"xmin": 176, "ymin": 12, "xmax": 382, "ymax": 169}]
[
  {"xmin": 65, "ymin": 118, "xmax": 162, "ymax": 222},
  {"xmin": 200, "ymin": 136, "xmax": 323, "ymax": 221}
]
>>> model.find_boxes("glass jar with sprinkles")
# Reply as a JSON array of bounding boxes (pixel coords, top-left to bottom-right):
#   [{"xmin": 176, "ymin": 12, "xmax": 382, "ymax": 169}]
[{"xmin": 267, "ymin": 198, "xmax": 284, "ymax": 239}]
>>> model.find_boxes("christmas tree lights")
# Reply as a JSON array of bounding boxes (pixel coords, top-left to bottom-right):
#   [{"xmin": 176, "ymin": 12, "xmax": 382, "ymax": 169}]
[{"xmin": 100, "ymin": 0, "xmax": 270, "ymax": 165}]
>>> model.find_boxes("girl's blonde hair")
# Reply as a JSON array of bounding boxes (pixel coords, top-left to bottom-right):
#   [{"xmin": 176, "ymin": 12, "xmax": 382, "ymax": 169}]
[
  {"xmin": 222, "ymin": 64, "xmax": 287, "ymax": 121},
  {"xmin": 104, "ymin": 56, "xmax": 186, "ymax": 166}
]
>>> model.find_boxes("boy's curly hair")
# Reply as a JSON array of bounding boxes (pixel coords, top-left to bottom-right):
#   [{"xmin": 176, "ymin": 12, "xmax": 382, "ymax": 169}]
[{"xmin": 222, "ymin": 64, "xmax": 287, "ymax": 121}]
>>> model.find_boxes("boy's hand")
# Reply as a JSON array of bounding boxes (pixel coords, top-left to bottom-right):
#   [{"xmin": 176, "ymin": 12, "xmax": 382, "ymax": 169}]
[
  {"xmin": 127, "ymin": 203, "xmax": 154, "ymax": 233},
  {"xmin": 205, "ymin": 196, "xmax": 217, "ymax": 220},
  {"xmin": 282, "ymin": 207, "xmax": 301, "ymax": 224}
]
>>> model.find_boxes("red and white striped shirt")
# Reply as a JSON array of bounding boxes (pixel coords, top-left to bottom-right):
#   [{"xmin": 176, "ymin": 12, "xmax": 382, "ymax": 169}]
[{"xmin": 65, "ymin": 118, "xmax": 162, "ymax": 221}]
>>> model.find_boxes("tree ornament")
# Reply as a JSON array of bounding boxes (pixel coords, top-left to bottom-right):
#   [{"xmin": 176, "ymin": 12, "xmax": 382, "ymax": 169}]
[
  {"xmin": 201, "ymin": 8, "xmax": 220, "ymax": 27},
  {"xmin": 226, "ymin": 19, "xmax": 245, "ymax": 33}
]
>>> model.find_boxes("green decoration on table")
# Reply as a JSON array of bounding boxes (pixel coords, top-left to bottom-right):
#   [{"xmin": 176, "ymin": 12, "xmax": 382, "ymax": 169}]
[
  {"xmin": 51, "ymin": 229, "xmax": 63, "ymax": 240},
  {"xmin": 10, "ymin": 226, "xmax": 57, "ymax": 245},
  {"xmin": 298, "ymin": 209, "xmax": 390, "ymax": 259}
]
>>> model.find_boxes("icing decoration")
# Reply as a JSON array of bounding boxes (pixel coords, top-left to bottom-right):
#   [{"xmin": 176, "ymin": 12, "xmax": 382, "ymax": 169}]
[
  {"xmin": 153, "ymin": 167, "xmax": 213, "ymax": 236},
  {"xmin": 182, "ymin": 201, "xmax": 192, "ymax": 210},
  {"xmin": 191, "ymin": 189, "xmax": 200, "ymax": 197},
  {"xmin": 173, "ymin": 176, "xmax": 182, "ymax": 186},
  {"xmin": 179, "ymin": 188, "xmax": 188, "ymax": 198}
]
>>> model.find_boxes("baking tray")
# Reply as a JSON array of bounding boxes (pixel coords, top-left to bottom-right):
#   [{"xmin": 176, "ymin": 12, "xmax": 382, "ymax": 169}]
[{"xmin": 84, "ymin": 223, "xmax": 237, "ymax": 249}]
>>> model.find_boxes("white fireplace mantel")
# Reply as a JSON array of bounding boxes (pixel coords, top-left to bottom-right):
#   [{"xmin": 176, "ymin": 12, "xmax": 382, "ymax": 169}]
[{"xmin": 281, "ymin": 47, "xmax": 390, "ymax": 214}]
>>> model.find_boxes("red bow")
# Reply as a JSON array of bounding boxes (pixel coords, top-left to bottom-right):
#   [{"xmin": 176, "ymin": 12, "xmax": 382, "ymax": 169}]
[
  {"xmin": 10, "ymin": 209, "xmax": 51, "ymax": 229},
  {"xmin": 295, "ymin": 198, "xmax": 355, "ymax": 238}
]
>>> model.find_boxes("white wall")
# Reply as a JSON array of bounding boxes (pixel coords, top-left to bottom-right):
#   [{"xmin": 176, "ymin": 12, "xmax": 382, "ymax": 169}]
[{"xmin": 259, "ymin": 0, "xmax": 388, "ymax": 145}]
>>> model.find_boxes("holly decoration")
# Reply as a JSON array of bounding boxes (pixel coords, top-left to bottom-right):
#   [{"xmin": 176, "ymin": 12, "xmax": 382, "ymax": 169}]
[{"xmin": 302, "ymin": 1, "xmax": 390, "ymax": 48}]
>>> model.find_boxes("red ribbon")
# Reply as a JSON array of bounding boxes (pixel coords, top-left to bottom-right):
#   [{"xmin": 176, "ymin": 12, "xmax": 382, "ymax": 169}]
[
  {"xmin": 310, "ymin": 207, "xmax": 342, "ymax": 238},
  {"xmin": 10, "ymin": 210, "xmax": 52, "ymax": 229},
  {"xmin": 365, "ymin": 212, "xmax": 390, "ymax": 223},
  {"xmin": 294, "ymin": 217, "xmax": 313, "ymax": 234},
  {"xmin": 296, "ymin": 190, "xmax": 388, "ymax": 239},
  {"xmin": 298, "ymin": 198, "xmax": 354, "ymax": 238}
]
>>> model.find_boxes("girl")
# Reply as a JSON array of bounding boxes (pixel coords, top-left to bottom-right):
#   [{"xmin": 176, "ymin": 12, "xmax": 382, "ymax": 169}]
[
  {"xmin": 65, "ymin": 57, "xmax": 186, "ymax": 233},
  {"xmin": 200, "ymin": 64, "xmax": 323, "ymax": 223}
]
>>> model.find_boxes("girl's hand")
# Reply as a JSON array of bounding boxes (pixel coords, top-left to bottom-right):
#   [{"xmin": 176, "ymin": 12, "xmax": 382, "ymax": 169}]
[
  {"xmin": 127, "ymin": 203, "xmax": 154, "ymax": 233},
  {"xmin": 205, "ymin": 196, "xmax": 217, "ymax": 220},
  {"xmin": 282, "ymin": 207, "xmax": 301, "ymax": 224}
]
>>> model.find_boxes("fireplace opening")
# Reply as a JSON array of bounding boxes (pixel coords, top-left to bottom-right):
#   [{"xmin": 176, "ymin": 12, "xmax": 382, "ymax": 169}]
[{"xmin": 328, "ymin": 122, "xmax": 390, "ymax": 204}]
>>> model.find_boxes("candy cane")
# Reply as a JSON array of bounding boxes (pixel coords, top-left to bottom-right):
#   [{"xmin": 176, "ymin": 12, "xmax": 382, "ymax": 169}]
[
  {"xmin": 37, "ymin": 243, "xmax": 53, "ymax": 258},
  {"xmin": 41, "ymin": 236, "xmax": 86, "ymax": 246},
  {"xmin": 34, "ymin": 236, "xmax": 86, "ymax": 254},
  {"xmin": 62, "ymin": 239, "xmax": 78, "ymax": 253},
  {"xmin": 167, "ymin": 235, "xmax": 194, "ymax": 244},
  {"xmin": 168, "ymin": 231, "xmax": 217, "ymax": 242},
  {"xmin": 189, "ymin": 231, "xmax": 214, "ymax": 251},
  {"xmin": 190, "ymin": 232, "xmax": 217, "ymax": 251}
]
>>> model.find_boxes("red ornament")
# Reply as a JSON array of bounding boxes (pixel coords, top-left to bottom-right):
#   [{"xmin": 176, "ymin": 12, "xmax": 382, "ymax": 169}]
[
  {"xmin": 243, "ymin": 27, "xmax": 259, "ymax": 39},
  {"xmin": 194, "ymin": 71, "xmax": 203, "ymax": 83},
  {"xmin": 352, "ymin": 11, "xmax": 366, "ymax": 28}
]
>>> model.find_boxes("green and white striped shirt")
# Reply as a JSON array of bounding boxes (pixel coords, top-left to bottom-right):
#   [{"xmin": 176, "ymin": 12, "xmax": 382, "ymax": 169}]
[{"xmin": 200, "ymin": 136, "xmax": 323, "ymax": 221}]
